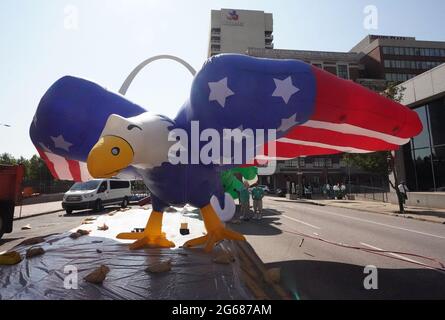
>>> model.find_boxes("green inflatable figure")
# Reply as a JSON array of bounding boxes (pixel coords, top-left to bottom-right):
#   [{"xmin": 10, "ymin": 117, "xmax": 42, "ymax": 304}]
[{"xmin": 220, "ymin": 166, "xmax": 258, "ymax": 200}]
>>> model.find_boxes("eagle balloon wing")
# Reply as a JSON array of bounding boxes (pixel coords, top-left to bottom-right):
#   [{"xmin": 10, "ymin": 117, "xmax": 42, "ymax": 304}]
[
  {"xmin": 29, "ymin": 76, "xmax": 146, "ymax": 181},
  {"xmin": 175, "ymin": 54, "xmax": 422, "ymax": 164}
]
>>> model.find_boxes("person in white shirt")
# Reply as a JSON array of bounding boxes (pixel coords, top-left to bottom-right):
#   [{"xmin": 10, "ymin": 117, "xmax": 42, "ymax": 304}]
[{"xmin": 398, "ymin": 182, "xmax": 409, "ymax": 203}]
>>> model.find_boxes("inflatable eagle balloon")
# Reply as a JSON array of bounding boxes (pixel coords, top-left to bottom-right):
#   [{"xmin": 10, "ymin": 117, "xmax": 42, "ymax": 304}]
[{"xmin": 30, "ymin": 54, "xmax": 422, "ymax": 251}]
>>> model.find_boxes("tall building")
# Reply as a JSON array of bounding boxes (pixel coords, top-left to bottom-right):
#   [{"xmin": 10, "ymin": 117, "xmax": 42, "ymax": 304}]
[
  {"xmin": 207, "ymin": 9, "xmax": 445, "ymax": 195},
  {"xmin": 396, "ymin": 63, "xmax": 445, "ymax": 193},
  {"xmin": 350, "ymin": 35, "xmax": 445, "ymax": 83},
  {"xmin": 208, "ymin": 9, "xmax": 273, "ymax": 57}
]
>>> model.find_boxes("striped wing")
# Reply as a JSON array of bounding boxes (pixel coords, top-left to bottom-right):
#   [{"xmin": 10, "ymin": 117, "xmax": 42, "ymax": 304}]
[
  {"xmin": 30, "ymin": 76, "xmax": 146, "ymax": 182},
  {"xmin": 176, "ymin": 54, "xmax": 421, "ymax": 165},
  {"xmin": 258, "ymin": 67, "xmax": 422, "ymax": 160},
  {"xmin": 38, "ymin": 150, "xmax": 92, "ymax": 182}
]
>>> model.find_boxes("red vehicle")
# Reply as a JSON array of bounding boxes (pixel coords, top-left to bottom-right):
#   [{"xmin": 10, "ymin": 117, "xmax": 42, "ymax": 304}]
[{"xmin": 0, "ymin": 164, "xmax": 25, "ymax": 239}]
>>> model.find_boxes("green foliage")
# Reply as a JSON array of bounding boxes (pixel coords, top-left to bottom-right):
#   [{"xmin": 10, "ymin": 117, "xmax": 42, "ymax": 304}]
[
  {"xmin": 0, "ymin": 152, "xmax": 53, "ymax": 182},
  {"xmin": 343, "ymin": 152, "xmax": 391, "ymax": 175}
]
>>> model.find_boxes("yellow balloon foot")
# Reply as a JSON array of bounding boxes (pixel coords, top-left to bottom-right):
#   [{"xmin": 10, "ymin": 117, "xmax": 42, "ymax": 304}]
[
  {"xmin": 117, "ymin": 231, "xmax": 175, "ymax": 250},
  {"xmin": 184, "ymin": 226, "xmax": 245, "ymax": 252}
]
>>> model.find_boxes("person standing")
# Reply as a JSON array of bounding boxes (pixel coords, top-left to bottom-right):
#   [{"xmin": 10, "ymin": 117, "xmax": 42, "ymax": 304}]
[
  {"xmin": 239, "ymin": 185, "xmax": 251, "ymax": 221},
  {"xmin": 398, "ymin": 181, "xmax": 409, "ymax": 204},
  {"xmin": 251, "ymin": 185, "xmax": 265, "ymax": 220}
]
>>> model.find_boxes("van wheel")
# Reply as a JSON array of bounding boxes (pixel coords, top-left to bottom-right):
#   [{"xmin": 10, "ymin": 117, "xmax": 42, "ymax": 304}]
[
  {"xmin": 121, "ymin": 197, "xmax": 129, "ymax": 209},
  {"xmin": 94, "ymin": 199, "xmax": 103, "ymax": 212},
  {"xmin": 65, "ymin": 209, "xmax": 73, "ymax": 215}
]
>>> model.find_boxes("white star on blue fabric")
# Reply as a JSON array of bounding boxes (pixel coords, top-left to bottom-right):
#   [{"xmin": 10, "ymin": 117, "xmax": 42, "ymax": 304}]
[
  {"xmin": 278, "ymin": 114, "xmax": 298, "ymax": 132},
  {"xmin": 51, "ymin": 135, "xmax": 73, "ymax": 152},
  {"xmin": 208, "ymin": 77, "xmax": 234, "ymax": 108},
  {"xmin": 272, "ymin": 76, "xmax": 300, "ymax": 104}
]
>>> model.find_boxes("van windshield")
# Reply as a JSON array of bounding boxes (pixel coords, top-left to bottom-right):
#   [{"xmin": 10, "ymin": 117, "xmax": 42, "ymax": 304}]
[{"xmin": 70, "ymin": 180, "xmax": 101, "ymax": 191}]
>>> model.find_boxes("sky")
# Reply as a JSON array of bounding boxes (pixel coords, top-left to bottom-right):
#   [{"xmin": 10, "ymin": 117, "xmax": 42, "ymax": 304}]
[{"xmin": 1, "ymin": 0, "xmax": 445, "ymax": 158}]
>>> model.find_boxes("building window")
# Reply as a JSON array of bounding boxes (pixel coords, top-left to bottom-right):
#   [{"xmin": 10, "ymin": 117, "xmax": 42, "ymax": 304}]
[
  {"xmin": 314, "ymin": 158, "xmax": 324, "ymax": 168},
  {"xmin": 211, "ymin": 28, "xmax": 220, "ymax": 34},
  {"xmin": 299, "ymin": 158, "xmax": 305, "ymax": 168},
  {"xmin": 404, "ymin": 99, "xmax": 445, "ymax": 191},
  {"xmin": 384, "ymin": 59, "xmax": 443, "ymax": 70},
  {"xmin": 336, "ymin": 64, "xmax": 349, "ymax": 79},
  {"xmin": 313, "ymin": 158, "xmax": 332, "ymax": 168}
]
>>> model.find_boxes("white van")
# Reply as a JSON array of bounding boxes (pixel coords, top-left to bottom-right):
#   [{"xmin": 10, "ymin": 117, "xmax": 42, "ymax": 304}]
[{"xmin": 62, "ymin": 179, "xmax": 132, "ymax": 214}]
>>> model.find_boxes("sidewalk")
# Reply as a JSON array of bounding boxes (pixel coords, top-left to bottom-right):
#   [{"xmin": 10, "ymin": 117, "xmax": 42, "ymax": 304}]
[
  {"xmin": 13, "ymin": 201, "xmax": 63, "ymax": 220},
  {"xmin": 295, "ymin": 198, "xmax": 445, "ymax": 224}
]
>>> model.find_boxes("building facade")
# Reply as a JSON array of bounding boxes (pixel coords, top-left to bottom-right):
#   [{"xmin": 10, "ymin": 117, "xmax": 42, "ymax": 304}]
[
  {"xmin": 247, "ymin": 48, "xmax": 386, "ymax": 192},
  {"xmin": 207, "ymin": 9, "xmax": 445, "ymax": 194},
  {"xmin": 351, "ymin": 35, "xmax": 445, "ymax": 83},
  {"xmin": 247, "ymin": 48, "xmax": 363, "ymax": 80},
  {"xmin": 208, "ymin": 9, "xmax": 273, "ymax": 57},
  {"xmin": 396, "ymin": 63, "xmax": 445, "ymax": 192}
]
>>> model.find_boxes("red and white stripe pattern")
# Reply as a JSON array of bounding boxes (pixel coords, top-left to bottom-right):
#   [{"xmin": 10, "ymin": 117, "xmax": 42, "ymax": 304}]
[
  {"xmin": 37, "ymin": 148, "xmax": 92, "ymax": 182},
  {"xmin": 256, "ymin": 66, "xmax": 421, "ymax": 161}
]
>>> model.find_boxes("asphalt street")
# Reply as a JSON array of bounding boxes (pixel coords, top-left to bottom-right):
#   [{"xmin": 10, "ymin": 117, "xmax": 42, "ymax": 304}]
[
  {"xmin": 2, "ymin": 199, "xmax": 445, "ymax": 299},
  {"xmin": 231, "ymin": 197, "xmax": 445, "ymax": 299},
  {"xmin": 0, "ymin": 206, "xmax": 121, "ymax": 253}
]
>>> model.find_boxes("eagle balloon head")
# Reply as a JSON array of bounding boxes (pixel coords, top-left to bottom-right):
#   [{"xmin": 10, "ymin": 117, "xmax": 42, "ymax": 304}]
[{"xmin": 87, "ymin": 112, "xmax": 174, "ymax": 178}]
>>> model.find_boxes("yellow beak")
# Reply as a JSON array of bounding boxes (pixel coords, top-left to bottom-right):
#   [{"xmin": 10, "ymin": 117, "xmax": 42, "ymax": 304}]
[{"xmin": 87, "ymin": 136, "xmax": 134, "ymax": 178}]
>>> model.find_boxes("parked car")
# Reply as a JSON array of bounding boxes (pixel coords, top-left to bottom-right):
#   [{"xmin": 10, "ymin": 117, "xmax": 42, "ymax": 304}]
[
  {"xmin": 62, "ymin": 179, "xmax": 132, "ymax": 214},
  {"xmin": 275, "ymin": 188, "xmax": 287, "ymax": 197}
]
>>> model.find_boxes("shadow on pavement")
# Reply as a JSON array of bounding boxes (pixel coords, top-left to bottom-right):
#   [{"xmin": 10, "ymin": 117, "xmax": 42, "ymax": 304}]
[
  {"xmin": 0, "ymin": 237, "xmax": 24, "ymax": 246},
  {"xmin": 61, "ymin": 206, "xmax": 127, "ymax": 217},
  {"xmin": 402, "ymin": 209, "xmax": 445, "ymax": 221},
  {"xmin": 229, "ymin": 208, "xmax": 284, "ymax": 236},
  {"xmin": 270, "ymin": 198, "xmax": 326, "ymax": 206},
  {"xmin": 267, "ymin": 259, "xmax": 445, "ymax": 300}
]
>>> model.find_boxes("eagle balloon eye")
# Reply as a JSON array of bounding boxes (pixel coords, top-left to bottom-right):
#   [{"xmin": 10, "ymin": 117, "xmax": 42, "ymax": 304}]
[
  {"xmin": 111, "ymin": 147, "xmax": 120, "ymax": 156},
  {"xmin": 127, "ymin": 124, "xmax": 142, "ymax": 131}
]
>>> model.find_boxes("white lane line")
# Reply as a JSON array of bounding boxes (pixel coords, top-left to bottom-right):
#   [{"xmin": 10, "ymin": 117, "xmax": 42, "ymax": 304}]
[
  {"xmin": 281, "ymin": 214, "xmax": 321, "ymax": 230},
  {"xmin": 360, "ymin": 242, "xmax": 425, "ymax": 266},
  {"xmin": 301, "ymin": 205, "xmax": 445, "ymax": 240}
]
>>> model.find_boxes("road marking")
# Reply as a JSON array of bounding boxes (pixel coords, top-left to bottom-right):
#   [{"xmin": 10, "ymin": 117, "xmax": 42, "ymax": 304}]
[
  {"xmin": 360, "ymin": 242, "xmax": 424, "ymax": 266},
  {"xmin": 281, "ymin": 214, "xmax": 321, "ymax": 230},
  {"xmin": 299, "ymin": 205, "xmax": 445, "ymax": 240}
]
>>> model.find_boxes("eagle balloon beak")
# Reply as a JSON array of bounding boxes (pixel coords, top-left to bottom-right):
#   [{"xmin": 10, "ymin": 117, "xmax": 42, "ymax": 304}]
[{"xmin": 87, "ymin": 136, "xmax": 134, "ymax": 178}]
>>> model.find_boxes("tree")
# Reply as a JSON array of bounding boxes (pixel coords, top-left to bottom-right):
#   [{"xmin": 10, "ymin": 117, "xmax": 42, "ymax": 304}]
[
  {"xmin": 0, "ymin": 153, "xmax": 53, "ymax": 183},
  {"xmin": 0, "ymin": 153, "xmax": 17, "ymax": 165},
  {"xmin": 343, "ymin": 83, "xmax": 407, "ymax": 213}
]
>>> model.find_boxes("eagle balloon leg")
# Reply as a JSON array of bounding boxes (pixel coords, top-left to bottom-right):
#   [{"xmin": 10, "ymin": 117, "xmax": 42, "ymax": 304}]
[
  {"xmin": 116, "ymin": 211, "xmax": 175, "ymax": 249},
  {"xmin": 183, "ymin": 204, "xmax": 246, "ymax": 252}
]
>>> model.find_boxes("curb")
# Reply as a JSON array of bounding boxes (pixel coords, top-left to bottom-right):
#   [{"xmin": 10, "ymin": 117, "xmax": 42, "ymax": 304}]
[
  {"xmin": 14, "ymin": 209, "xmax": 64, "ymax": 221},
  {"xmin": 284, "ymin": 198, "xmax": 445, "ymax": 225}
]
